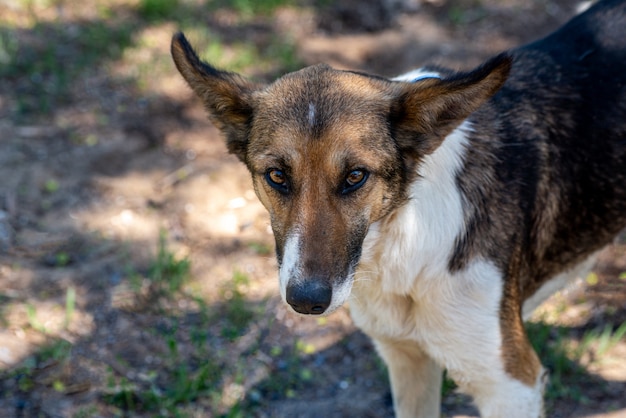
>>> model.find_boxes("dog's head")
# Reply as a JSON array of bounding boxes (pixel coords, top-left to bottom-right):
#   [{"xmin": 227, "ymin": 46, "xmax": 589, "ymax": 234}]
[{"xmin": 171, "ymin": 33, "xmax": 510, "ymax": 315}]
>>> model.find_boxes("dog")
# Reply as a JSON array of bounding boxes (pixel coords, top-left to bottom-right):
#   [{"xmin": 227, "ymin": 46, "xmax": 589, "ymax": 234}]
[{"xmin": 171, "ymin": 0, "xmax": 626, "ymax": 415}]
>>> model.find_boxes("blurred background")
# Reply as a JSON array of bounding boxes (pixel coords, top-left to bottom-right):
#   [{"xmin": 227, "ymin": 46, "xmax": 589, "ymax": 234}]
[{"xmin": 1, "ymin": 0, "xmax": 625, "ymax": 416}]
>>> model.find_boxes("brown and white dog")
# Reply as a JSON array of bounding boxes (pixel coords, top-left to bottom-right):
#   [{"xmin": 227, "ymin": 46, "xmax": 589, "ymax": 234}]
[{"xmin": 171, "ymin": 0, "xmax": 626, "ymax": 416}]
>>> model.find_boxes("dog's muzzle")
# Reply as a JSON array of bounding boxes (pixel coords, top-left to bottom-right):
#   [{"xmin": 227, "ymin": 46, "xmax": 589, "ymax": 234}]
[{"xmin": 286, "ymin": 280, "xmax": 332, "ymax": 315}]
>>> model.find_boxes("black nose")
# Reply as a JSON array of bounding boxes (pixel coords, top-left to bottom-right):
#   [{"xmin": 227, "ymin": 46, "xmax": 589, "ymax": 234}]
[{"xmin": 286, "ymin": 281, "xmax": 332, "ymax": 315}]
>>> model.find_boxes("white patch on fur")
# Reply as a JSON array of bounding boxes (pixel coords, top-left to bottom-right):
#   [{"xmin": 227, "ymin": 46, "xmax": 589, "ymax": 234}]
[
  {"xmin": 326, "ymin": 268, "xmax": 354, "ymax": 315},
  {"xmin": 352, "ymin": 122, "xmax": 545, "ymax": 416},
  {"xmin": 354, "ymin": 121, "xmax": 481, "ymax": 337},
  {"xmin": 522, "ymin": 252, "xmax": 599, "ymax": 320},
  {"xmin": 353, "ymin": 252, "xmax": 535, "ymax": 416},
  {"xmin": 307, "ymin": 102, "xmax": 316, "ymax": 127},
  {"xmin": 279, "ymin": 232, "xmax": 301, "ymax": 302},
  {"xmin": 472, "ymin": 368, "xmax": 546, "ymax": 418},
  {"xmin": 278, "ymin": 229, "xmax": 353, "ymax": 315},
  {"xmin": 392, "ymin": 68, "xmax": 442, "ymax": 83},
  {"xmin": 576, "ymin": 0, "xmax": 593, "ymax": 14},
  {"xmin": 417, "ymin": 259, "xmax": 504, "ymax": 376},
  {"xmin": 360, "ymin": 121, "xmax": 471, "ymax": 296}
]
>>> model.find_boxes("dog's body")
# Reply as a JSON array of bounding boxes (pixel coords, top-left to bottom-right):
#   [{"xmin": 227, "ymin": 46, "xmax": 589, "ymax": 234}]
[{"xmin": 171, "ymin": 0, "xmax": 626, "ymax": 416}]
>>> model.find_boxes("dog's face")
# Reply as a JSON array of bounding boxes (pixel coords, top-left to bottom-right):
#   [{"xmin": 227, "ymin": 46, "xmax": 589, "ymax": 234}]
[
  {"xmin": 171, "ymin": 33, "xmax": 510, "ymax": 315},
  {"xmin": 247, "ymin": 69, "xmax": 410, "ymax": 315}
]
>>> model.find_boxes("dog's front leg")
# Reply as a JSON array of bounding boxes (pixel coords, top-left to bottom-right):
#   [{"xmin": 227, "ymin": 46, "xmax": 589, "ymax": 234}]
[{"xmin": 374, "ymin": 339, "xmax": 442, "ymax": 418}]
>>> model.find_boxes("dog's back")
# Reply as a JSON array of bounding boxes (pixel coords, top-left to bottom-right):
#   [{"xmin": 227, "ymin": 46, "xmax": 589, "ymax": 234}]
[{"xmin": 451, "ymin": 0, "xmax": 626, "ymax": 300}]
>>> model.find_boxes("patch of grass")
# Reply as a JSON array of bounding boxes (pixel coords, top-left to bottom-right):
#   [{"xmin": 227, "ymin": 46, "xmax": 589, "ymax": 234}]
[
  {"xmin": 102, "ymin": 237, "xmax": 245, "ymax": 414},
  {"xmin": 43, "ymin": 178, "xmax": 59, "ymax": 193},
  {"xmin": 248, "ymin": 241, "xmax": 273, "ymax": 256},
  {"xmin": 53, "ymin": 251, "xmax": 71, "ymax": 267},
  {"xmin": 104, "ymin": 326, "xmax": 222, "ymax": 414},
  {"xmin": 2, "ymin": 339, "xmax": 73, "ymax": 394},
  {"xmin": 446, "ymin": 2, "xmax": 488, "ymax": 26},
  {"xmin": 189, "ymin": 297, "xmax": 212, "ymax": 351},
  {"xmin": 39, "ymin": 338, "xmax": 73, "ymax": 364},
  {"xmin": 137, "ymin": 0, "xmax": 180, "ymax": 20},
  {"xmin": 525, "ymin": 319, "xmax": 626, "ymax": 402},
  {"xmin": 72, "ymin": 405, "xmax": 99, "ymax": 418},
  {"xmin": 0, "ymin": 20, "xmax": 133, "ymax": 115},
  {"xmin": 24, "ymin": 287, "xmax": 75, "ymax": 334},
  {"xmin": 219, "ymin": 271, "xmax": 255, "ymax": 340},
  {"xmin": 181, "ymin": 25, "xmax": 301, "ymax": 77},
  {"xmin": 0, "ymin": 29, "xmax": 18, "ymax": 66},
  {"xmin": 148, "ymin": 230, "xmax": 191, "ymax": 297},
  {"xmin": 262, "ymin": 34, "xmax": 301, "ymax": 75},
  {"xmin": 26, "ymin": 303, "xmax": 47, "ymax": 333},
  {"xmin": 199, "ymin": 38, "xmax": 259, "ymax": 73},
  {"xmin": 246, "ymin": 341, "xmax": 305, "ymax": 402},
  {"xmin": 213, "ymin": 0, "xmax": 294, "ymax": 17},
  {"xmin": 526, "ymin": 320, "xmax": 587, "ymax": 401},
  {"xmin": 104, "ymin": 372, "xmax": 140, "ymax": 411},
  {"xmin": 586, "ymin": 272, "xmax": 599, "ymax": 285},
  {"xmin": 576, "ymin": 321, "xmax": 626, "ymax": 360},
  {"xmin": 103, "ymin": 262, "xmax": 265, "ymax": 415},
  {"xmin": 441, "ymin": 370, "xmax": 457, "ymax": 397},
  {"xmin": 447, "ymin": 6, "xmax": 467, "ymax": 26},
  {"xmin": 295, "ymin": 339, "xmax": 316, "ymax": 355}
]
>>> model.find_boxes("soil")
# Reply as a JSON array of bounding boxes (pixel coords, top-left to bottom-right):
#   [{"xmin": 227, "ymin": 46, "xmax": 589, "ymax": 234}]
[{"xmin": 1, "ymin": 0, "xmax": 625, "ymax": 417}]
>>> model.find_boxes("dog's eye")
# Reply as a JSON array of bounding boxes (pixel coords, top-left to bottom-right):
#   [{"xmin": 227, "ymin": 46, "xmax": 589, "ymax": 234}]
[
  {"xmin": 342, "ymin": 169, "xmax": 368, "ymax": 194},
  {"xmin": 346, "ymin": 170, "xmax": 365, "ymax": 186},
  {"xmin": 265, "ymin": 169, "xmax": 289, "ymax": 193}
]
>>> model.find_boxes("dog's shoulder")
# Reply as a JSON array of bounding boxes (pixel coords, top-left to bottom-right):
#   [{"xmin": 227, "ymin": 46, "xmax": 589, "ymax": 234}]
[{"xmin": 450, "ymin": 0, "xmax": 626, "ymax": 291}]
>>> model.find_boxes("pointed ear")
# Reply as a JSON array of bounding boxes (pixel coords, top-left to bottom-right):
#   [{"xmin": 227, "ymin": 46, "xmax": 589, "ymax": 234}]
[
  {"xmin": 171, "ymin": 32, "xmax": 261, "ymax": 161},
  {"xmin": 390, "ymin": 53, "xmax": 512, "ymax": 158}
]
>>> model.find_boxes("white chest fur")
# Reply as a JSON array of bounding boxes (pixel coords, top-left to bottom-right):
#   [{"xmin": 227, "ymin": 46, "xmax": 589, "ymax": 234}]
[
  {"xmin": 358, "ymin": 121, "xmax": 471, "ymax": 297},
  {"xmin": 350, "ymin": 122, "xmax": 505, "ymax": 370}
]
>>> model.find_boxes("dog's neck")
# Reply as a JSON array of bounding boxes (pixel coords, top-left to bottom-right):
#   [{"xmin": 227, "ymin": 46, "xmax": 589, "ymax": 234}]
[{"xmin": 358, "ymin": 121, "xmax": 473, "ymax": 296}]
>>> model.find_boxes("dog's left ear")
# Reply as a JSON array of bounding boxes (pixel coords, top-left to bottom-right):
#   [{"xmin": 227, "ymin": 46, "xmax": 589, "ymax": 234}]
[
  {"xmin": 390, "ymin": 53, "xmax": 512, "ymax": 158},
  {"xmin": 171, "ymin": 32, "xmax": 261, "ymax": 162}
]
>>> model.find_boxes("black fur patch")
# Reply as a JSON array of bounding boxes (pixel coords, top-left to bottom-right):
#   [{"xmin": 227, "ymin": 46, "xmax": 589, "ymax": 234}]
[{"xmin": 449, "ymin": 0, "xmax": 626, "ymax": 301}]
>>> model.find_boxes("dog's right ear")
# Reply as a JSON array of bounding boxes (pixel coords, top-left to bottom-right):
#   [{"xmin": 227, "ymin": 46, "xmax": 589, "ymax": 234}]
[{"xmin": 171, "ymin": 32, "xmax": 261, "ymax": 161}]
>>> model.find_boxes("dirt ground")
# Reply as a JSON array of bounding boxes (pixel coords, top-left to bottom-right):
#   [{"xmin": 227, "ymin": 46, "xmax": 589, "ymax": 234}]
[{"xmin": 1, "ymin": 0, "xmax": 625, "ymax": 417}]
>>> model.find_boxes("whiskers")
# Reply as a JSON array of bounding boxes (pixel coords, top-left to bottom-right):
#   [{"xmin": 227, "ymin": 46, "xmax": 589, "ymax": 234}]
[{"xmin": 351, "ymin": 269, "xmax": 378, "ymax": 285}]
